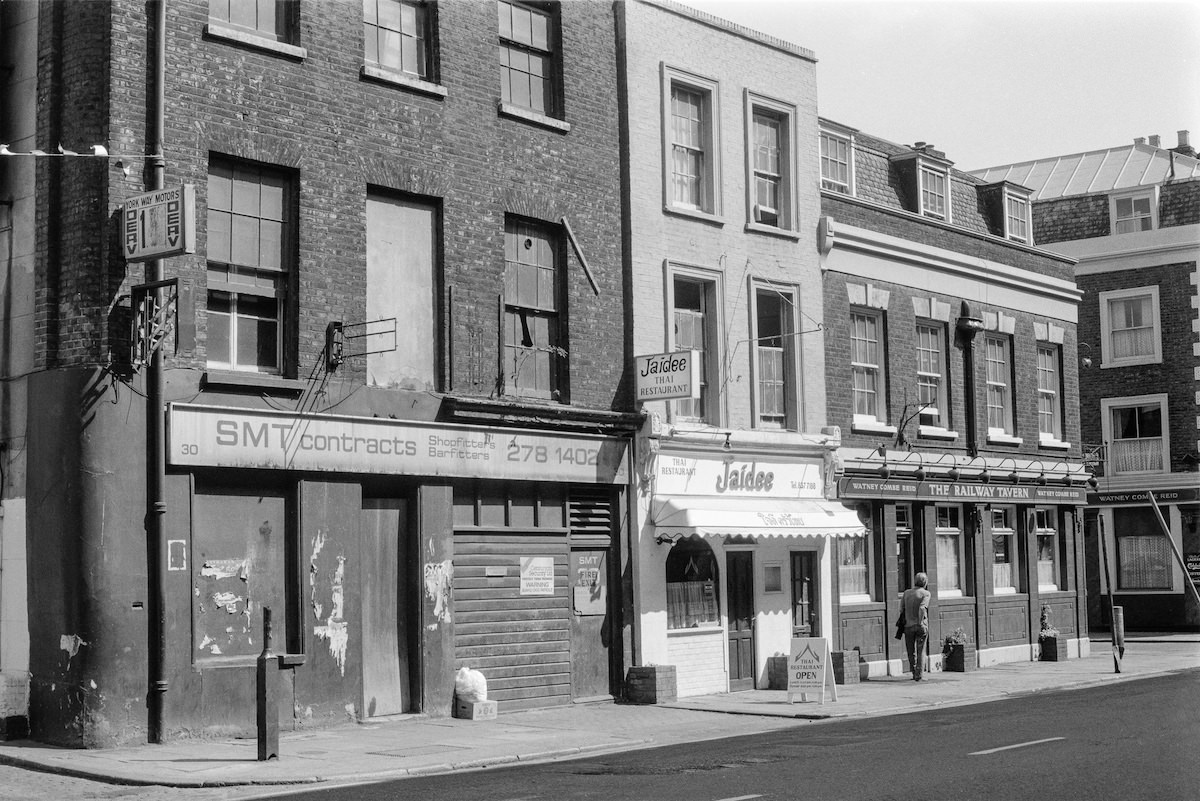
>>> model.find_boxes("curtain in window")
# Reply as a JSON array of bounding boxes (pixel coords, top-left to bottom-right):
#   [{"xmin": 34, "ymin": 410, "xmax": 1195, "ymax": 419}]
[
  {"xmin": 838, "ymin": 536, "xmax": 868, "ymax": 596},
  {"xmin": 1037, "ymin": 533, "xmax": 1057, "ymax": 587},
  {"xmin": 1118, "ymin": 535, "xmax": 1172, "ymax": 589},
  {"xmin": 1109, "ymin": 296, "xmax": 1153, "ymax": 359},
  {"xmin": 937, "ymin": 534, "xmax": 961, "ymax": 591}
]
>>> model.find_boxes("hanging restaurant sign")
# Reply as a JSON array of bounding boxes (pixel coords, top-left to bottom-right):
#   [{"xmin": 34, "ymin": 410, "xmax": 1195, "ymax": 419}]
[
  {"xmin": 838, "ymin": 477, "xmax": 1087, "ymax": 505},
  {"xmin": 634, "ymin": 350, "xmax": 700, "ymax": 402}
]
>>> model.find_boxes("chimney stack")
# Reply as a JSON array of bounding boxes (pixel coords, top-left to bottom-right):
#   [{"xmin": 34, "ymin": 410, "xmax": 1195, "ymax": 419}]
[
  {"xmin": 1134, "ymin": 137, "xmax": 1146, "ymax": 146},
  {"xmin": 1171, "ymin": 130, "xmax": 1195, "ymax": 158},
  {"xmin": 1149, "ymin": 134, "xmax": 1161, "ymax": 148}
]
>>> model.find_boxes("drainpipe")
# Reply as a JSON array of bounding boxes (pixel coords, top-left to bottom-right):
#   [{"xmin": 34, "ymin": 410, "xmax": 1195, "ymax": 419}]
[
  {"xmin": 955, "ymin": 301, "xmax": 984, "ymax": 458},
  {"xmin": 146, "ymin": 0, "xmax": 168, "ymax": 745}
]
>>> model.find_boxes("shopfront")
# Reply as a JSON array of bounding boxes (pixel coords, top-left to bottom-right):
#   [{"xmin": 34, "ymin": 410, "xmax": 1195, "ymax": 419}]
[
  {"xmin": 1086, "ymin": 487, "xmax": 1200, "ymax": 631},
  {"xmin": 166, "ymin": 402, "xmax": 630, "ymax": 729},
  {"xmin": 836, "ymin": 457, "xmax": 1090, "ymax": 674},
  {"xmin": 634, "ymin": 445, "xmax": 864, "ymax": 697}
]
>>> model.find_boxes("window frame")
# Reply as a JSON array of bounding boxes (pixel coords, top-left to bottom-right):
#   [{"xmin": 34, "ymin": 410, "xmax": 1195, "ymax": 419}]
[
  {"xmin": 984, "ymin": 334, "xmax": 1015, "ymax": 439},
  {"xmin": 837, "ymin": 535, "xmax": 872, "ymax": 603},
  {"xmin": 819, "ymin": 124, "xmax": 854, "ymax": 194},
  {"xmin": 850, "ymin": 308, "xmax": 887, "ymax": 428},
  {"xmin": 744, "ymin": 92, "xmax": 797, "ymax": 233},
  {"xmin": 919, "ymin": 164, "xmax": 949, "ymax": 221},
  {"xmin": 1099, "ymin": 286, "xmax": 1162, "ymax": 368},
  {"xmin": 1004, "ymin": 189, "xmax": 1031, "ymax": 243},
  {"xmin": 1101, "ymin": 393, "xmax": 1170, "ymax": 477},
  {"xmin": 1109, "ymin": 188, "xmax": 1159, "ymax": 235},
  {"xmin": 750, "ymin": 282, "xmax": 798, "ymax": 430},
  {"xmin": 935, "ymin": 504, "xmax": 965, "ymax": 598},
  {"xmin": 503, "ymin": 217, "xmax": 565, "ymax": 401},
  {"xmin": 361, "ymin": 0, "xmax": 445, "ymax": 96},
  {"xmin": 205, "ymin": 158, "xmax": 295, "ymax": 376},
  {"xmin": 667, "ymin": 264, "xmax": 723, "ymax": 426},
  {"xmin": 989, "ymin": 506, "xmax": 1019, "ymax": 595},
  {"xmin": 665, "ymin": 536, "xmax": 722, "ymax": 630},
  {"xmin": 1114, "ymin": 506, "xmax": 1174, "ymax": 591},
  {"xmin": 1033, "ymin": 507, "xmax": 1061, "ymax": 592},
  {"xmin": 207, "ymin": 0, "xmax": 304, "ymax": 55},
  {"xmin": 662, "ymin": 65, "xmax": 721, "ymax": 219},
  {"xmin": 1036, "ymin": 343, "xmax": 1063, "ymax": 444},
  {"xmin": 497, "ymin": 0, "xmax": 562, "ymax": 121},
  {"xmin": 915, "ymin": 321, "xmax": 949, "ymax": 430}
]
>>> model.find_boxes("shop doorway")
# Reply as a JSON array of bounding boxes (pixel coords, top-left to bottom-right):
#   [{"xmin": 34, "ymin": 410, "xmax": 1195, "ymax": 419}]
[
  {"xmin": 569, "ymin": 548, "xmax": 611, "ymax": 700},
  {"xmin": 726, "ymin": 551, "xmax": 756, "ymax": 691},
  {"xmin": 790, "ymin": 551, "xmax": 818, "ymax": 637},
  {"xmin": 360, "ymin": 498, "xmax": 412, "ymax": 717}
]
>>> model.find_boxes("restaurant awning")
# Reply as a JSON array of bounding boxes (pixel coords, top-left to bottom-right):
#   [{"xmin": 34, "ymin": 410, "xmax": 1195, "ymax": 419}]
[{"xmin": 651, "ymin": 495, "xmax": 867, "ymax": 539}]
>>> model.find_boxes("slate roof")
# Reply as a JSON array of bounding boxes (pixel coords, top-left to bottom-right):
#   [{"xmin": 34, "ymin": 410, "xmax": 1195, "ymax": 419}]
[{"xmin": 970, "ymin": 144, "xmax": 1200, "ymax": 201}]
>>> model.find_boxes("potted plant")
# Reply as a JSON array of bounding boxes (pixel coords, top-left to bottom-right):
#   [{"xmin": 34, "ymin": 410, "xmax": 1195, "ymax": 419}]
[
  {"xmin": 1038, "ymin": 604, "xmax": 1068, "ymax": 662},
  {"xmin": 941, "ymin": 627, "xmax": 970, "ymax": 672}
]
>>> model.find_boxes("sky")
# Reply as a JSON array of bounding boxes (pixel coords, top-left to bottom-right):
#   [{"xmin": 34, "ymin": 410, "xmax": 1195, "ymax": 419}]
[{"xmin": 679, "ymin": 0, "xmax": 1200, "ymax": 170}]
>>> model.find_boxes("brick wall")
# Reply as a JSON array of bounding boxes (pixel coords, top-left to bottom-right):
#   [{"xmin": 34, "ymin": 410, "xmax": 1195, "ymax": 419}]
[
  {"xmin": 666, "ymin": 631, "xmax": 727, "ymax": 696},
  {"xmin": 1033, "ymin": 195, "xmax": 1110, "ymax": 244},
  {"xmin": 58, "ymin": 0, "xmax": 626, "ymax": 410},
  {"xmin": 1161, "ymin": 179, "xmax": 1200, "ymax": 227},
  {"xmin": 1076, "ymin": 262, "xmax": 1200, "ymax": 472}
]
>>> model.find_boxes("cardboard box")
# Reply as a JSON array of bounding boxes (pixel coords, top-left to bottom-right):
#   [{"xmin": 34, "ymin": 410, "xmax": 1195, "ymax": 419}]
[{"xmin": 453, "ymin": 698, "xmax": 498, "ymax": 721}]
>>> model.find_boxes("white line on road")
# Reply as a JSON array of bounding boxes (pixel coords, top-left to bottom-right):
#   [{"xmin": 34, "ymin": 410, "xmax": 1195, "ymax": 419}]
[
  {"xmin": 714, "ymin": 796, "xmax": 763, "ymax": 801},
  {"xmin": 970, "ymin": 737, "xmax": 1065, "ymax": 755}
]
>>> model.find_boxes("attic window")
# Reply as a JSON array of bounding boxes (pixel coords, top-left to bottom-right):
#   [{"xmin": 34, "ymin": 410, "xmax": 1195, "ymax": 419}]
[
  {"xmin": 1005, "ymin": 192, "xmax": 1030, "ymax": 242},
  {"xmin": 919, "ymin": 166, "xmax": 947, "ymax": 220}
]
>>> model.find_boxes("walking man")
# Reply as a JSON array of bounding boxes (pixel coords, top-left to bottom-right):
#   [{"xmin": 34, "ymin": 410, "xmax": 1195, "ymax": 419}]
[{"xmin": 902, "ymin": 572, "xmax": 931, "ymax": 681}]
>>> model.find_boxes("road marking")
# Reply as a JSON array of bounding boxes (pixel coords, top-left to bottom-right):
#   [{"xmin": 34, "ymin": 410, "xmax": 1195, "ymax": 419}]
[
  {"xmin": 714, "ymin": 796, "xmax": 763, "ymax": 801},
  {"xmin": 970, "ymin": 737, "xmax": 1065, "ymax": 755}
]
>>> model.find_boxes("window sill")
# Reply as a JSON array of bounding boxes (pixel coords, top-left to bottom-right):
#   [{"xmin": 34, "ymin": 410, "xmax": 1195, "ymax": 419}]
[
  {"xmin": 204, "ymin": 22, "xmax": 307, "ymax": 60},
  {"xmin": 992, "ymin": 587, "xmax": 1017, "ymax": 595},
  {"xmin": 852, "ymin": 418, "xmax": 897, "ymax": 436},
  {"xmin": 1039, "ymin": 437, "xmax": 1071, "ymax": 451},
  {"xmin": 743, "ymin": 221, "xmax": 800, "ymax": 240},
  {"xmin": 497, "ymin": 103, "xmax": 571, "ymax": 133},
  {"xmin": 987, "ymin": 432, "xmax": 1024, "ymax": 447},
  {"xmin": 202, "ymin": 370, "xmax": 307, "ymax": 395},
  {"xmin": 918, "ymin": 425, "xmax": 958, "ymax": 441},
  {"xmin": 1101, "ymin": 356, "xmax": 1162, "ymax": 369},
  {"xmin": 360, "ymin": 65, "xmax": 447, "ymax": 98},
  {"xmin": 663, "ymin": 205, "xmax": 725, "ymax": 226}
]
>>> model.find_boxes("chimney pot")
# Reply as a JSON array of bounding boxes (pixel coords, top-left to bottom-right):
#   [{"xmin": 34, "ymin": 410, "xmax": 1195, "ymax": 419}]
[
  {"xmin": 1134, "ymin": 137, "xmax": 1146, "ymax": 145},
  {"xmin": 914, "ymin": 141, "xmax": 926, "ymax": 150},
  {"xmin": 1179, "ymin": 130, "xmax": 1191, "ymax": 148},
  {"xmin": 1149, "ymin": 135, "xmax": 1161, "ymax": 148}
]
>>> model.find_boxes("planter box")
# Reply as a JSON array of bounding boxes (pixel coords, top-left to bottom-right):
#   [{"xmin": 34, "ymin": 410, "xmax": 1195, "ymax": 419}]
[
  {"xmin": 831, "ymin": 650, "xmax": 860, "ymax": 685},
  {"xmin": 625, "ymin": 665, "xmax": 677, "ymax": 704},
  {"xmin": 942, "ymin": 643, "xmax": 971, "ymax": 672},
  {"xmin": 1039, "ymin": 635, "xmax": 1068, "ymax": 662},
  {"xmin": 767, "ymin": 656, "xmax": 789, "ymax": 690}
]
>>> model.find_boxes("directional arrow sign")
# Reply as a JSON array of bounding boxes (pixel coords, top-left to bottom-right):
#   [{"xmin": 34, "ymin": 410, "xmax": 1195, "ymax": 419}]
[{"xmin": 123, "ymin": 184, "xmax": 196, "ymax": 263}]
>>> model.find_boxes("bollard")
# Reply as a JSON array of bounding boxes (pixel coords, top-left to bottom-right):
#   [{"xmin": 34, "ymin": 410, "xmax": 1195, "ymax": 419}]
[
  {"xmin": 257, "ymin": 606, "xmax": 279, "ymax": 761},
  {"xmin": 1112, "ymin": 605, "xmax": 1126, "ymax": 659}
]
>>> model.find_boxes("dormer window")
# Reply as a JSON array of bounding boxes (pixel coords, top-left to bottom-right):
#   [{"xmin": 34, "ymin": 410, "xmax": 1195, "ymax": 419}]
[
  {"xmin": 819, "ymin": 122, "xmax": 855, "ymax": 195},
  {"xmin": 1110, "ymin": 188, "xmax": 1158, "ymax": 234},
  {"xmin": 889, "ymin": 146, "xmax": 953, "ymax": 221},
  {"xmin": 919, "ymin": 165, "xmax": 947, "ymax": 219},
  {"xmin": 1005, "ymin": 191, "xmax": 1030, "ymax": 242}
]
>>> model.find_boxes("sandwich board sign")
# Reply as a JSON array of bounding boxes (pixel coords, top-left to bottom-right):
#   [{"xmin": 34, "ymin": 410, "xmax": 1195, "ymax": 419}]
[{"xmin": 787, "ymin": 637, "xmax": 837, "ymax": 704}]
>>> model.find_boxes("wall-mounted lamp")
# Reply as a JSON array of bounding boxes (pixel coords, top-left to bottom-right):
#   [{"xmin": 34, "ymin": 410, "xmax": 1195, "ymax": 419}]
[
  {"xmin": 1079, "ymin": 342, "xmax": 1093, "ymax": 369},
  {"xmin": 723, "ymin": 432, "xmax": 732, "ymax": 452},
  {"xmin": 654, "ymin": 532, "xmax": 684, "ymax": 546}
]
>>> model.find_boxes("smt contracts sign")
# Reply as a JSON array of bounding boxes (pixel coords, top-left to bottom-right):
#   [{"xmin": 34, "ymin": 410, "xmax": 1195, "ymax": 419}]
[{"xmin": 168, "ymin": 403, "xmax": 628, "ymax": 484}]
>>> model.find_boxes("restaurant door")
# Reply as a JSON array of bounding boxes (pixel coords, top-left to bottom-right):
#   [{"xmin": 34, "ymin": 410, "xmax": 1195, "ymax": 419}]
[{"xmin": 727, "ymin": 551, "xmax": 756, "ymax": 691}]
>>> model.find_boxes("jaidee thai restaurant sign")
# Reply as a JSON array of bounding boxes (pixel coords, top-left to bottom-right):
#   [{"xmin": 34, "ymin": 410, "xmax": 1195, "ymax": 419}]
[
  {"xmin": 168, "ymin": 403, "xmax": 628, "ymax": 484},
  {"xmin": 839, "ymin": 477, "xmax": 1087, "ymax": 505}
]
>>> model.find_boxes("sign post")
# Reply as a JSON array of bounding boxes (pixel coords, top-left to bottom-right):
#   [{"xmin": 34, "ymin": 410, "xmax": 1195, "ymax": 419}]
[{"xmin": 786, "ymin": 637, "xmax": 837, "ymax": 704}]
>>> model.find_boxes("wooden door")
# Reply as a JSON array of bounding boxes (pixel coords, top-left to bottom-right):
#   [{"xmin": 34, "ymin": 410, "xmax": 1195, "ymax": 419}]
[
  {"xmin": 790, "ymin": 551, "xmax": 818, "ymax": 637},
  {"xmin": 569, "ymin": 548, "xmax": 611, "ymax": 701},
  {"xmin": 361, "ymin": 499, "xmax": 410, "ymax": 718},
  {"xmin": 726, "ymin": 551, "xmax": 755, "ymax": 691}
]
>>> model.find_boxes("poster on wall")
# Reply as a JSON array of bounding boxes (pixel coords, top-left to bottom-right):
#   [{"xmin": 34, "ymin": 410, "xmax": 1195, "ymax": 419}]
[
  {"xmin": 520, "ymin": 557, "xmax": 555, "ymax": 596},
  {"xmin": 571, "ymin": 551, "xmax": 607, "ymax": 615}
]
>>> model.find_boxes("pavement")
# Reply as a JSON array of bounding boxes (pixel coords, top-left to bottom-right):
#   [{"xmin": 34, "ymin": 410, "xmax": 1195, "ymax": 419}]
[{"xmin": 0, "ymin": 634, "xmax": 1195, "ymax": 790}]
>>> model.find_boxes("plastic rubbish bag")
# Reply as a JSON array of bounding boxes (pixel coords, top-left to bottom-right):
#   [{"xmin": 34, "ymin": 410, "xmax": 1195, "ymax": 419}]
[{"xmin": 455, "ymin": 666, "xmax": 488, "ymax": 703}]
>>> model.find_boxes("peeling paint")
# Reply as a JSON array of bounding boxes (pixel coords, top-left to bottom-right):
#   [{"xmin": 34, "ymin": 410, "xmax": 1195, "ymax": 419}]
[
  {"xmin": 60, "ymin": 634, "xmax": 88, "ymax": 668},
  {"xmin": 201, "ymin": 558, "xmax": 249, "ymax": 580},
  {"xmin": 423, "ymin": 560, "xmax": 453, "ymax": 624},
  {"xmin": 198, "ymin": 634, "xmax": 222, "ymax": 655},
  {"xmin": 312, "ymin": 554, "xmax": 349, "ymax": 676},
  {"xmin": 309, "ymin": 531, "xmax": 327, "ymax": 619},
  {"xmin": 211, "ymin": 591, "xmax": 244, "ymax": 613}
]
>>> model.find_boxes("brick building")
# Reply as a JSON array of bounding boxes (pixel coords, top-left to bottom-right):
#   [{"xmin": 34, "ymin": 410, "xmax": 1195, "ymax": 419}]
[
  {"xmin": 974, "ymin": 132, "xmax": 1200, "ymax": 632},
  {"xmin": 820, "ymin": 124, "xmax": 1091, "ymax": 675},
  {"xmin": 621, "ymin": 1, "xmax": 862, "ymax": 699},
  {"xmin": 0, "ymin": 0, "xmax": 636, "ymax": 745}
]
